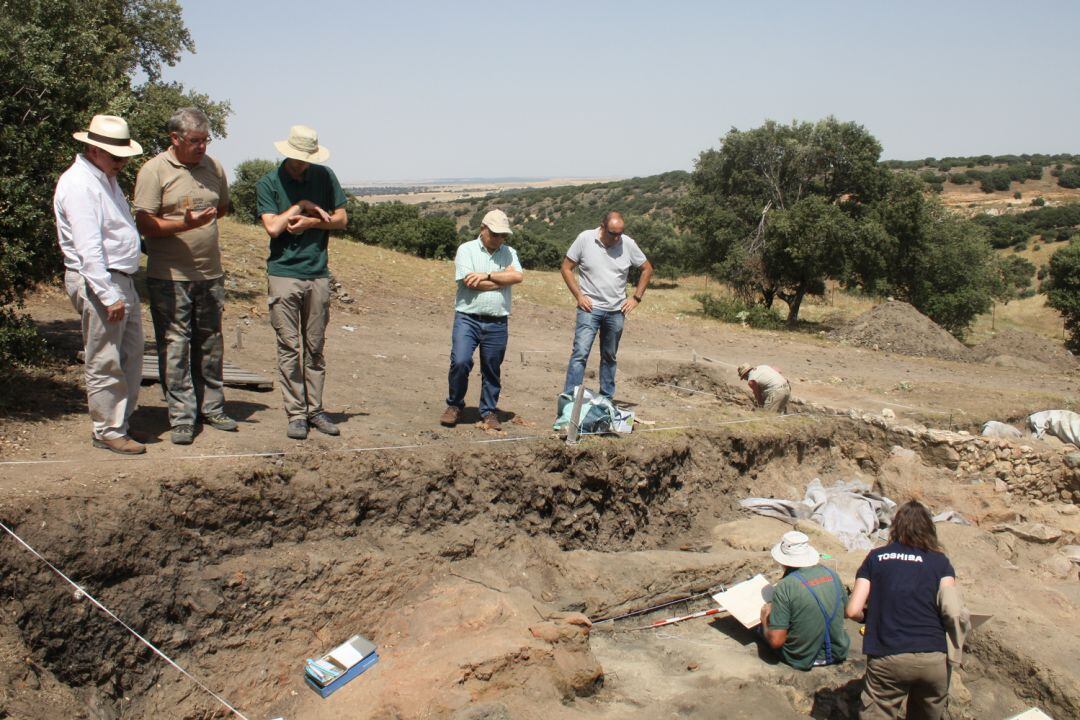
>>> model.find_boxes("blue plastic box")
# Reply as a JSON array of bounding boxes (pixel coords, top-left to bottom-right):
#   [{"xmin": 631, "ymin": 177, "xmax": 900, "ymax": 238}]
[{"xmin": 305, "ymin": 652, "xmax": 379, "ymax": 698}]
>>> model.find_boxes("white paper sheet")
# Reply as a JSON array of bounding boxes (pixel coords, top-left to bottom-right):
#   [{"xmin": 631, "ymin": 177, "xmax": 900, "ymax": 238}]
[
  {"xmin": 329, "ymin": 641, "xmax": 365, "ymax": 669},
  {"xmin": 712, "ymin": 574, "xmax": 773, "ymax": 629}
]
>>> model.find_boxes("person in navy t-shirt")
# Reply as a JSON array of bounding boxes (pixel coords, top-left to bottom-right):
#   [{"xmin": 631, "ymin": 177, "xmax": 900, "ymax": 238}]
[{"xmin": 845, "ymin": 501, "xmax": 957, "ymax": 720}]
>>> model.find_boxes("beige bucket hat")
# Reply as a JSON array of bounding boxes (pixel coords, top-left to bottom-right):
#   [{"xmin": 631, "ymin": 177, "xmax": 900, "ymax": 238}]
[
  {"xmin": 737, "ymin": 364, "xmax": 752, "ymax": 379},
  {"xmin": 771, "ymin": 531, "xmax": 820, "ymax": 568},
  {"xmin": 73, "ymin": 115, "xmax": 143, "ymax": 157},
  {"xmin": 481, "ymin": 209, "xmax": 513, "ymax": 235},
  {"xmin": 274, "ymin": 125, "xmax": 331, "ymax": 163}
]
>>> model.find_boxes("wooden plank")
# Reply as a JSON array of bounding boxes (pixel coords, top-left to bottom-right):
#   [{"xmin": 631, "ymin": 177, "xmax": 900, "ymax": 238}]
[{"xmin": 141, "ymin": 353, "xmax": 273, "ymax": 389}]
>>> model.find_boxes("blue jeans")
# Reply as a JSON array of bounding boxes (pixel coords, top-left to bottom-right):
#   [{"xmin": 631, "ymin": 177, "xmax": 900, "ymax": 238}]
[
  {"xmin": 447, "ymin": 312, "xmax": 509, "ymax": 417},
  {"xmin": 563, "ymin": 308, "xmax": 625, "ymax": 399}
]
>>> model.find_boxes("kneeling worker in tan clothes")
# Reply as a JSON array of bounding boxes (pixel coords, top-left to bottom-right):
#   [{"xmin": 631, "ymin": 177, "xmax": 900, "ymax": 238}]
[{"xmin": 738, "ymin": 363, "xmax": 790, "ymax": 413}]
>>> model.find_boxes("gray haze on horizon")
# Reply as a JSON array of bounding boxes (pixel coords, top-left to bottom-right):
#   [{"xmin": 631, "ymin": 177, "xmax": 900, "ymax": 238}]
[{"xmin": 164, "ymin": 0, "xmax": 1079, "ymax": 183}]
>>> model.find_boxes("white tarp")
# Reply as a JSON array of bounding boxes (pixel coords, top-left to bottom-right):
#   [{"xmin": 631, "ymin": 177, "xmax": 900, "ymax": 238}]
[
  {"xmin": 739, "ymin": 479, "xmax": 896, "ymax": 551},
  {"xmin": 1028, "ymin": 410, "xmax": 1080, "ymax": 448},
  {"xmin": 981, "ymin": 420, "xmax": 1023, "ymax": 440}
]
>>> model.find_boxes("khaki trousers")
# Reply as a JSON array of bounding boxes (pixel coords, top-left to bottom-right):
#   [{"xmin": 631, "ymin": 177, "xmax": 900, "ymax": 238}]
[
  {"xmin": 763, "ymin": 382, "xmax": 791, "ymax": 413},
  {"xmin": 859, "ymin": 652, "xmax": 949, "ymax": 720},
  {"xmin": 267, "ymin": 275, "xmax": 330, "ymax": 420},
  {"xmin": 65, "ymin": 270, "xmax": 143, "ymax": 440}
]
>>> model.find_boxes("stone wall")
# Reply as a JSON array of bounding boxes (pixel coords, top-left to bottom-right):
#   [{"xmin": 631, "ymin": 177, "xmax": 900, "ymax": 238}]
[{"xmin": 796, "ymin": 401, "xmax": 1080, "ymax": 504}]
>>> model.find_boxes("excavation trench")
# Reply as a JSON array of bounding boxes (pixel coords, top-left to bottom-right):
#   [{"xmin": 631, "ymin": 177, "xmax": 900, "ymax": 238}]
[{"xmin": 0, "ymin": 419, "xmax": 1075, "ymax": 719}]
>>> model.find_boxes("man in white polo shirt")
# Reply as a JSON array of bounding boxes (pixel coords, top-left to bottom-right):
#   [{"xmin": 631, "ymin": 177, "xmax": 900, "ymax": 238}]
[
  {"xmin": 54, "ymin": 114, "xmax": 146, "ymax": 455},
  {"xmin": 560, "ymin": 211, "xmax": 653, "ymax": 400},
  {"xmin": 440, "ymin": 210, "xmax": 524, "ymax": 430},
  {"xmin": 738, "ymin": 363, "xmax": 791, "ymax": 413}
]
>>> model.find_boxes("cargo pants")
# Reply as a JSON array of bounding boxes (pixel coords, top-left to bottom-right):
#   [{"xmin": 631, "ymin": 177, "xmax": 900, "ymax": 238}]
[{"xmin": 146, "ymin": 277, "xmax": 226, "ymax": 427}]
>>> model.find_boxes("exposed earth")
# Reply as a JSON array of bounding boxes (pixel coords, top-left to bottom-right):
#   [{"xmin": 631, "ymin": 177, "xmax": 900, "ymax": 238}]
[{"xmin": 0, "ymin": 220, "xmax": 1078, "ymax": 720}]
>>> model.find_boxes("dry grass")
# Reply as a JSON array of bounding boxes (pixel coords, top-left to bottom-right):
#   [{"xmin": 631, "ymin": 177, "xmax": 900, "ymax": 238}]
[{"xmin": 218, "ymin": 219, "xmax": 1066, "ymax": 348}]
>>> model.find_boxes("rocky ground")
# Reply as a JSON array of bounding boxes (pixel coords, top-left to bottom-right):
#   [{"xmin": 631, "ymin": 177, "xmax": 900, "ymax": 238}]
[{"xmin": 0, "ymin": 221, "xmax": 1077, "ymax": 719}]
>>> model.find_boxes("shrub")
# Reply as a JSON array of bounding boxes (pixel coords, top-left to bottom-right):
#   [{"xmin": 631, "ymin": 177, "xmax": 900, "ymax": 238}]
[
  {"xmin": 1032, "ymin": 197, "xmax": 1046, "ymax": 207},
  {"xmin": 1014, "ymin": 191, "xmax": 1022, "ymax": 200},
  {"xmin": 693, "ymin": 293, "xmax": 784, "ymax": 329},
  {"xmin": 1019, "ymin": 288, "xmax": 1036, "ymax": 299},
  {"xmin": 230, "ymin": 159, "xmax": 277, "ymax": 224},
  {"xmin": 0, "ymin": 309, "xmax": 46, "ymax": 367},
  {"xmin": 1058, "ymin": 167, "xmax": 1080, "ymax": 189}
]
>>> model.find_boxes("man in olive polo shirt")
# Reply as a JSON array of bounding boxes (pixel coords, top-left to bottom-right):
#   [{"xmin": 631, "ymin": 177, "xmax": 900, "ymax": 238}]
[
  {"xmin": 439, "ymin": 210, "xmax": 523, "ymax": 430},
  {"xmin": 256, "ymin": 125, "xmax": 348, "ymax": 440},
  {"xmin": 134, "ymin": 107, "xmax": 234, "ymax": 446}
]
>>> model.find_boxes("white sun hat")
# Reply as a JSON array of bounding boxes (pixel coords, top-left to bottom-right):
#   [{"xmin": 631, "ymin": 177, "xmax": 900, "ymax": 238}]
[
  {"xmin": 274, "ymin": 125, "xmax": 331, "ymax": 163},
  {"xmin": 73, "ymin": 115, "xmax": 143, "ymax": 157},
  {"xmin": 481, "ymin": 209, "xmax": 513, "ymax": 235},
  {"xmin": 771, "ymin": 530, "xmax": 821, "ymax": 568}
]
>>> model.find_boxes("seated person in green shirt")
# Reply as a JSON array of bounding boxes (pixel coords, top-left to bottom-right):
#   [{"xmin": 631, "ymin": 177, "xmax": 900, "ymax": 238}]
[{"xmin": 759, "ymin": 531, "xmax": 850, "ymax": 670}]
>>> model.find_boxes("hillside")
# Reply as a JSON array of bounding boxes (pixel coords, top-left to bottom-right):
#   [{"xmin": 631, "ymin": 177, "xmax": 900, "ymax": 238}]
[{"xmin": 420, "ymin": 170, "xmax": 688, "ymax": 233}]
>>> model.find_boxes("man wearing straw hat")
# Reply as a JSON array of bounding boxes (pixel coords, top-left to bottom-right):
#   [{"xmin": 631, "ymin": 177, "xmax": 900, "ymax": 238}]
[
  {"xmin": 759, "ymin": 530, "xmax": 850, "ymax": 670},
  {"xmin": 257, "ymin": 125, "xmax": 348, "ymax": 440},
  {"xmin": 54, "ymin": 114, "xmax": 146, "ymax": 455},
  {"xmin": 134, "ymin": 108, "xmax": 235, "ymax": 446},
  {"xmin": 738, "ymin": 363, "xmax": 791, "ymax": 413}
]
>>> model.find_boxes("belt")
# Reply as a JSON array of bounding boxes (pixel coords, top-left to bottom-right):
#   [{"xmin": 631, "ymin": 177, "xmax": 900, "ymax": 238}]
[
  {"xmin": 460, "ymin": 311, "xmax": 508, "ymax": 323},
  {"xmin": 108, "ymin": 268, "xmax": 134, "ymax": 278}
]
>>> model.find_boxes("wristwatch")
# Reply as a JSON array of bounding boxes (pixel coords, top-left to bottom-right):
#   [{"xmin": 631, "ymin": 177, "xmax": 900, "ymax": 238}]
[
  {"xmin": 633, "ymin": 294, "xmax": 643, "ymax": 303},
  {"xmin": 486, "ymin": 273, "xmax": 492, "ymax": 282}
]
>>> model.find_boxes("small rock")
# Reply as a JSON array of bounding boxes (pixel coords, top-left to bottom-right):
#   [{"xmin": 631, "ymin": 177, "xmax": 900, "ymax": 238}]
[
  {"xmin": 1065, "ymin": 453, "xmax": 1080, "ymax": 469},
  {"xmin": 995, "ymin": 479, "xmax": 1009, "ymax": 493},
  {"xmin": 881, "ymin": 408, "xmax": 896, "ymax": 420},
  {"xmin": 992, "ymin": 522, "xmax": 1063, "ymax": 543},
  {"xmin": 1062, "ymin": 545, "xmax": 1080, "ymax": 564},
  {"xmin": 1041, "ymin": 555, "xmax": 1076, "ymax": 579},
  {"xmin": 687, "ymin": 662, "xmax": 699, "ymax": 671}
]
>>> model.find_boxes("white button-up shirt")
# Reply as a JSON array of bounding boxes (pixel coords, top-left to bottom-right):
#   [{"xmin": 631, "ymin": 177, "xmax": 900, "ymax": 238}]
[{"xmin": 54, "ymin": 154, "xmax": 141, "ymax": 307}]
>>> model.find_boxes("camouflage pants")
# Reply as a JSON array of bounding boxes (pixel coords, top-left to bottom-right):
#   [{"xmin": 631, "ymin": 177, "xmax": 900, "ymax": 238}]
[{"xmin": 146, "ymin": 277, "xmax": 226, "ymax": 427}]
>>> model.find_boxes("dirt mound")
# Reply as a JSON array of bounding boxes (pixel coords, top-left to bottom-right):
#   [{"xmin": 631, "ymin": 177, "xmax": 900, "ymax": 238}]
[
  {"xmin": 971, "ymin": 329, "xmax": 1078, "ymax": 372},
  {"xmin": 635, "ymin": 363, "xmax": 754, "ymax": 408},
  {"xmin": 827, "ymin": 301, "xmax": 971, "ymax": 362}
]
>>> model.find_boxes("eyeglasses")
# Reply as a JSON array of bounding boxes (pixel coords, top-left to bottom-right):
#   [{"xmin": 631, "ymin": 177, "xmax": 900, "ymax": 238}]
[
  {"xmin": 177, "ymin": 134, "xmax": 211, "ymax": 146},
  {"xmin": 604, "ymin": 226, "xmax": 622, "ymax": 237},
  {"xmin": 490, "ymin": 232, "xmax": 509, "ymax": 240}
]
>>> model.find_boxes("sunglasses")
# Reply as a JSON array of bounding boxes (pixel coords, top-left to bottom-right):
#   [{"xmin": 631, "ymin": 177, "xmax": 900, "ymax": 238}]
[{"xmin": 604, "ymin": 226, "xmax": 622, "ymax": 237}]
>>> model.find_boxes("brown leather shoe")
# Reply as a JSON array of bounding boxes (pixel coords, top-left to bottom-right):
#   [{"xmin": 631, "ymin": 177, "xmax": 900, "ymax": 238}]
[
  {"xmin": 92, "ymin": 435, "xmax": 146, "ymax": 455},
  {"xmin": 481, "ymin": 413, "xmax": 502, "ymax": 431},
  {"xmin": 440, "ymin": 405, "xmax": 462, "ymax": 427}
]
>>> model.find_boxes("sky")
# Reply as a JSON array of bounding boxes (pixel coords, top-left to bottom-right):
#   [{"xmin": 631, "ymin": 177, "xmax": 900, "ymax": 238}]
[{"xmin": 165, "ymin": 0, "xmax": 1080, "ymax": 183}]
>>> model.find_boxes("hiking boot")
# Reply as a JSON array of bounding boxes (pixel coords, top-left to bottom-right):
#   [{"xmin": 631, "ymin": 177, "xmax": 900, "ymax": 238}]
[
  {"xmin": 171, "ymin": 424, "xmax": 195, "ymax": 445},
  {"xmin": 92, "ymin": 435, "xmax": 146, "ymax": 455},
  {"xmin": 202, "ymin": 413, "xmax": 238, "ymax": 432},
  {"xmin": 440, "ymin": 405, "xmax": 462, "ymax": 427},
  {"xmin": 287, "ymin": 418, "xmax": 309, "ymax": 440},
  {"xmin": 308, "ymin": 412, "xmax": 340, "ymax": 436},
  {"xmin": 481, "ymin": 413, "xmax": 502, "ymax": 431}
]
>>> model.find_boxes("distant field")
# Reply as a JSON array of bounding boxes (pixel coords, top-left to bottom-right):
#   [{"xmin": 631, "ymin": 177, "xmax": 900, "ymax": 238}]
[{"xmin": 348, "ymin": 177, "xmax": 624, "ymax": 205}]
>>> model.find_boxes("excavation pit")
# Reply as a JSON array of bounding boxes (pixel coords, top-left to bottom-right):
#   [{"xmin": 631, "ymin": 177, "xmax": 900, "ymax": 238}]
[{"xmin": 1, "ymin": 419, "xmax": 1077, "ymax": 719}]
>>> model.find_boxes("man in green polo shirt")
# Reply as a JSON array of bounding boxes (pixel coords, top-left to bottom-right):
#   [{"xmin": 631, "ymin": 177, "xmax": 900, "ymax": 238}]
[
  {"xmin": 760, "ymin": 531, "xmax": 850, "ymax": 670},
  {"xmin": 256, "ymin": 125, "xmax": 348, "ymax": 440},
  {"xmin": 134, "ymin": 107, "xmax": 235, "ymax": 446},
  {"xmin": 439, "ymin": 210, "xmax": 523, "ymax": 430}
]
